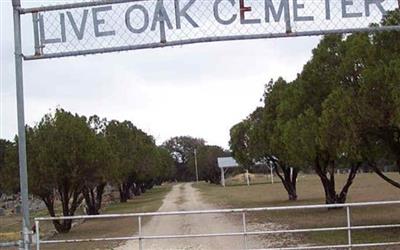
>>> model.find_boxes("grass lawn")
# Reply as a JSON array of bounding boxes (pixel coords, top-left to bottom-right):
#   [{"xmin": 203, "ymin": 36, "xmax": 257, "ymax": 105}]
[
  {"xmin": 194, "ymin": 173, "xmax": 400, "ymax": 249},
  {"xmin": 1, "ymin": 184, "xmax": 171, "ymax": 250}
]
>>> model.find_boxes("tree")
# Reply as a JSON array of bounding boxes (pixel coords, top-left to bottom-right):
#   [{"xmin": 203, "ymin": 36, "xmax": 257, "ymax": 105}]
[
  {"xmin": 248, "ymin": 79, "xmax": 301, "ymax": 201},
  {"xmin": 27, "ymin": 109, "xmax": 98, "ymax": 233},
  {"xmin": 81, "ymin": 116, "xmax": 115, "ymax": 215},
  {"xmin": 163, "ymin": 136, "xmax": 205, "ymax": 181},
  {"xmin": 153, "ymin": 147, "xmax": 176, "ymax": 185},
  {"xmin": 229, "ymin": 120, "xmax": 253, "ymax": 168},
  {"xmin": 105, "ymin": 120, "xmax": 162, "ymax": 201},
  {"xmin": 0, "ymin": 139, "xmax": 19, "ymax": 195},
  {"xmin": 188, "ymin": 145, "xmax": 228, "ymax": 184},
  {"xmin": 358, "ymin": 9, "xmax": 400, "ymax": 188},
  {"xmin": 106, "ymin": 120, "xmax": 142, "ymax": 202}
]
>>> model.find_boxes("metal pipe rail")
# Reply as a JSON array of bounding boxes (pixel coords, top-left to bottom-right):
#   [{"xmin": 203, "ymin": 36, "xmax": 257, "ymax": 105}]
[
  {"xmin": 33, "ymin": 200, "xmax": 400, "ymax": 250},
  {"xmin": 0, "ymin": 241, "xmax": 20, "ymax": 248},
  {"xmin": 22, "ymin": 26, "xmax": 400, "ymax": 61}
]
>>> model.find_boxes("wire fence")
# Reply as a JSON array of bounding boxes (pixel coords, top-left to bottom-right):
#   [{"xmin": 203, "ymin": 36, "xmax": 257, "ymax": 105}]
[{"xmin": 18, "ymin": 0, "xmax": 400, "ymax": 59}]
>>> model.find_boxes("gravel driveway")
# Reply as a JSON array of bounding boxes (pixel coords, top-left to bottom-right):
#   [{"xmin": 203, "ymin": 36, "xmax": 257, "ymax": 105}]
[{"xmin": 115, "ymin": 183, "xmax": 262, "ymax": 250}]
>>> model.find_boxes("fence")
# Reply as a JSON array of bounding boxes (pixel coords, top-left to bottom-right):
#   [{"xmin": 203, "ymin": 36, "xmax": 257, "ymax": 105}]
[{"xmin": 29, "ymin": 200, "xmax": 400, "ymax": 250}]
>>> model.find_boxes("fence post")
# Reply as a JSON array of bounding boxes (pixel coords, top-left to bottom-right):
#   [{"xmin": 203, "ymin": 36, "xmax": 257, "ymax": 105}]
[
  {"xmin": 35, "ymin": 220, "xmax": 40, "ymax": 250},
  {"xmin": 138, "ymin": 216, "xmax": 143, "ymax": 250},
  {"xmin": 12, "ymin": 0, "xmax": 31, "ymax": 249},
  {"xmin": 242, "ymin": 212, "xmax": 248, "ymax": 250},
  {"xmin": 346, "ymin": 206, "xmax": 352, "ymax": 250}
]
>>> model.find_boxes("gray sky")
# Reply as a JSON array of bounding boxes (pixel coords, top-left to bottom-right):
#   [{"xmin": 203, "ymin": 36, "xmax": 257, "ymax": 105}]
[{"xmin": 0, "ymin": 0, "xmax": 322, "ymax": 148}]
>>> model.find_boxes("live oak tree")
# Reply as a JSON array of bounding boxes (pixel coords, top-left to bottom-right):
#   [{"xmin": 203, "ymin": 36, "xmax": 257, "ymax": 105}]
[
  {"xmin": 188, "ymin": 145, "xmax": 228, "ymax": 184},
  {"xmin": 231, "ymin": 10, "xmax": 400, "ymax": 203},
  {"xmin": 27, "ymin": 109, "xmax": 98, "ymax": 233},
  {"xmin": 105, "ymin": 120, "xmax": 166, "ymax": 202},
  {"xmin": 0, "ymin": 139, "xmax": 19, "ymax": 195},
  {"xmin": 230, "ymin": 79, "xmax": 301, "ymax": 201},
  {"xmin": 163, "ymin": 136, "xmax": 205, "ymax": 181},
  {"xmin": 153, "ymin": 147, "xmax": 176, "ymax": 185},
  {"xmin": 81, "ymin": 115, "xmax": 115, "ymax": 215},
  {"xmin": 1, "ymin": 108, "xmax": 175, "ymax": 233},
  {"xmin": 105, "ymin": 120, "xmax": 144, "ymax": 202},
  {"xmin": 358, "ymin": 9, "xmax": 400, "ymax": 188}
]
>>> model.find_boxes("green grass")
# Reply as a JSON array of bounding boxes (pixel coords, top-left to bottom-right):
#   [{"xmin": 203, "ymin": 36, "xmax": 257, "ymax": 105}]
[
  {"xmin": 1, "ymin": 184, "xmax": 171, "ymax": 250},
  {"xmin": 194, "ymin": 173, "xmax": 400, "ymax": 248}
]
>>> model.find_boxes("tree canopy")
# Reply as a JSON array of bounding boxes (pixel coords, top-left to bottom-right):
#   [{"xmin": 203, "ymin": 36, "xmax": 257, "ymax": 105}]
[{"xmin": 230, "ymin": 9, "xmax": 400, "ymax": 203}]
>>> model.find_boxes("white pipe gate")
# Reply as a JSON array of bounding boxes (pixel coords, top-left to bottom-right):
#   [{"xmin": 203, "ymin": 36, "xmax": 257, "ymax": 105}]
[{"xmin": 33, "ymin": 201, "xmax": 400, "ymax": 249}]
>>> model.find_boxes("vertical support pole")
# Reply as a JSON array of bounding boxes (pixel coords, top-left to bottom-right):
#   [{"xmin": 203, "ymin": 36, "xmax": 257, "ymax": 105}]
[
  {"xmin": 245, "ymin": 170, "xmax": 250, "ymax": 186},
  {"xmin": 194, "ymin": 149, "xmax": 199, "ymax": 183},
  {"xmin": 12, "ymin": 1, "xmax": 31, "ymax": 249},
  {"xmin": 221, "ymin": 167, "xmax": 225, "ymax": 187},
  {"xmin": 346, "ymin": 207, "xmax": 352, "ymax": 250},
  {"xmin": 31, "ymin": 13, "xmax": 42, "ymax": 56},
  {"xmin": 242, "ymin": 212, "xmax": 248, "ymax": 250},
  {"xmin": 138, "ymin": 216, "xmax": 143, "ymax": 250},
  {"xmin": 35, "ymin": 220, "xmax": 40, "ymax": 250}
]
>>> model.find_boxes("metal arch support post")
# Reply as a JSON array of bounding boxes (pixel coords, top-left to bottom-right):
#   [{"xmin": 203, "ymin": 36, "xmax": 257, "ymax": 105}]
[{"xmin": 12, "ymin": 0, "xmax": 31, "ymax": 249}]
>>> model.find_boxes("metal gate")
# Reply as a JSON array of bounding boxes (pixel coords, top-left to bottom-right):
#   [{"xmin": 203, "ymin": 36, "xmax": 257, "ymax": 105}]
[{"xmin": 31, "ymin": 201, "xmax": 400, "ymax": 250}]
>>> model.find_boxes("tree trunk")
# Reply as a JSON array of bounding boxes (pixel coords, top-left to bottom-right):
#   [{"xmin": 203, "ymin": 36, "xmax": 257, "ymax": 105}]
[
  {"xmin": 337, "ymin": 163, "xmax": 361, "ymax": 203},
  {"xmin": 41, "ymin": 193, "xmax": 70, "ymax": 232},
  {"xmin": 314, "ymin": 156, "xmax": 361, "ymax": 205},
  {"xmin": 119, "ymin": 182, "xmax": 131, "ymax": 203},
  {"xmin": 83, "ymin": 183, "xmax": 106, "ymax": 215},
  {"xmin": 274, "ymin": 162, "xmax": 298, "ymax": 201},
  {"xmin": 41, "ymin": 184, "xmax": 83, "ymax": 234},
  {"xmin": 369, "ymin": 162, "xmax": 400, "ymax": 189},
  {"xmin": 133, "ymin": 183, "xmax": 142, "ymax": 196}
]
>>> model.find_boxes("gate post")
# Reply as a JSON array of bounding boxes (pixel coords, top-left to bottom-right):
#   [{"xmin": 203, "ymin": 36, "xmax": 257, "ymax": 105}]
[
  {"xmin": 138, "ymin": 216, "xmax": 143, "ymax": 250},
  {"xmin": 12, "ymin": 0, "xmax": 31, "ymax": 249},
  {"xmin": 242, "ymin": 212, "xmax": 248, "ymax": 249},
  {"xmin": 346, "ymin": 206, "xmax": 352, "ymax": 250}
]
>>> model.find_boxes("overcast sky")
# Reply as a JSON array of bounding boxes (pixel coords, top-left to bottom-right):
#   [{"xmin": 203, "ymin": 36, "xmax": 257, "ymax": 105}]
[{"xmin": 0, "ymin": 0, "xmax": 322, "ymax": 149}]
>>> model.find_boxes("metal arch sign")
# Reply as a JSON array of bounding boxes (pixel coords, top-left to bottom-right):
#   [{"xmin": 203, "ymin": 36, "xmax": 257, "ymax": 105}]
[
  {"xmin": 18, "ymin": 0, "xmax": 400, "ymax": 60},
  {"xmin": 8, "ymin": 0, "xmax": 400, "ymax": 249}
]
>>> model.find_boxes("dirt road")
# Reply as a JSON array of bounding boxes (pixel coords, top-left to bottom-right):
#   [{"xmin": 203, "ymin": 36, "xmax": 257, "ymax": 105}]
[{"xmin": 115, "ymin": 183, "xmax": 262, "ymax": 250}]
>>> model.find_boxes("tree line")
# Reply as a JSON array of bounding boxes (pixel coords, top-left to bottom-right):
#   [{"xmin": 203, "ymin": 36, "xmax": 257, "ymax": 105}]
[
  {"xmin": 0, "ymin": 109, "xmax": 175, "ymax": 233},
  {"xmin": 163, "ymin": 136, "xmax": 230, "ymax": 184},
  {"xmin": 0, "ymin": 112, "xmax": 229, "ymax": 233},
  {"xmin": 229, "ymin": 10, "xmax": 400, "ymax": 204}
]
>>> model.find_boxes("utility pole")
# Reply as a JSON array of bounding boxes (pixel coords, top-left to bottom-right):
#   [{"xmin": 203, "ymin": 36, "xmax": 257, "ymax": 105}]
[
  {"xmin": 12, "ymin": 0, "xmax": 31, "ymax": 249},
  {"xmin": 194, "ymin": 149, "xmax": 199, "ymax": 183}
]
